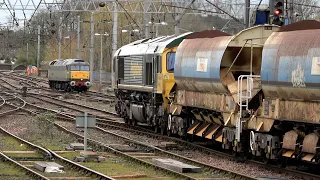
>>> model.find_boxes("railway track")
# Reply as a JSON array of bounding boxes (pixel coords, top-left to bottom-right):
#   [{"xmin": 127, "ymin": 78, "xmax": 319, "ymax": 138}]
[
  {"xmin": 1, "ymin": 71, "xmax": 115, "ymax": 103},
  {"xmin": 21, "ymin": 107, "xmax": 255, "ymax": 179},
  {"xmin": 3, "ymin": 71, "xmax": 319, "ymax": 179},
  {"xmin": 27, "ymin": 93, "xmax": 118, "ymax": 119},
  {"xmin": 0, "ymin": 125, "xmax": 115, "ymax": 180},
  {"xmin": 15, "ymin": 96, "xmax": 304, "ymax": 180},
  {"xmin": 0, "ymin": 93, "xmax": 115, "ymax": 180},
  {"xmin": 21, "ymin": 92, "xmax": 319, "ymax": 179},
  {"xmin": 16, "ymin": 106, "xmax": 207, "ymax": 179}
]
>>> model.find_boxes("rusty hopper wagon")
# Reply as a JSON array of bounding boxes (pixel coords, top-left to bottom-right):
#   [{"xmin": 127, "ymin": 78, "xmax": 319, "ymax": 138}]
[{"xmin": 113, "ymin": 20, "xmax": 320, "ymax": 167}]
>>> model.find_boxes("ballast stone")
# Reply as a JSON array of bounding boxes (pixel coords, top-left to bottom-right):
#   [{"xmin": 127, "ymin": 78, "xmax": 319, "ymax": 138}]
[{"xmin": 152, "ymin": 158, "xmax": 202, "ymax": 173}]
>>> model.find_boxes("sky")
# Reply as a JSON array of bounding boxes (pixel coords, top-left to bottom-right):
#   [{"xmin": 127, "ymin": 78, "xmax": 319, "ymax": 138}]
[
  {"xmin": 0, "ymin": 0, "xmax": 55, "ymax": 27},
  {"xmin": 0, "ymin": 0, "xmax": 312, "ymax": 27}
]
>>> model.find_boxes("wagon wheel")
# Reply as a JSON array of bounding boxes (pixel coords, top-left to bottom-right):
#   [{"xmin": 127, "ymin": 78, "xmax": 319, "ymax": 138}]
[
  {"xmin": 131, "ymin": 119, "xmax": 137, "ymax": 126},
  {"xmin": 263, "ymin": 151, "xmax": 271, "ymax": 164},
  {"xmin": 166, "ymin": 114, "xmax": 172, "ymax": 137},
  {"xmin": 154, "ymin": 126, "xmax": 159, "ymax": 134}
]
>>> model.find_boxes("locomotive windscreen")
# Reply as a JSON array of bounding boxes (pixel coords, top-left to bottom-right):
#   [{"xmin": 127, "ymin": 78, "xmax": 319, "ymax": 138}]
[
  {"xmin": 167, "ymin": 52, "xmax": 175, "ymax": 72},
  {"xmin": 70, "ymin": 65, "xmax": 89, "ymax": 71}
]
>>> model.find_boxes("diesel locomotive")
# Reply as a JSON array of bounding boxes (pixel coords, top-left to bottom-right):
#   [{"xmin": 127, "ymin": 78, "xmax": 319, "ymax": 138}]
[
  {"xmin": 48, "ymin": 59, "xmax": 91, "ymax": 92},
  {"xmin": 113, "ymin": 20, "xmax": 320, "ymax": 167}
]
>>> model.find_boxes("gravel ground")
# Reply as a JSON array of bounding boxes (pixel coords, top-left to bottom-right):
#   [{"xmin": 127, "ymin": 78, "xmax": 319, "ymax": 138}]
[
  {"xmin": 0, "ymin": 112, "xmax": 78, "ymax": 150},
  {"xmin": 0, "ymin": 105, "xmax": 17, "ymax": 112},
  {"xmin": 55, "ymin": 120, "xmax": 153, "ymax": 153},
  {"xmin": 93, "ymin": 127, "xmax": 305, "ymax": 179},
  {"xmin": 23, "ymin": 96, "xmax": 82, "ymax": 116},
  {"xmin": 54, "ymin": 119, "xmax": 303, "ymax": 179},
  {"xmin": 63, "ymin": 98, "xmax": 116, "ymax": 113},
  {"xmin": 26, "ymin": 95, "xmax": 115, "ymax": 118},
  {"xmin": 1, "ymin": 73, "xmax": 308, "ymax": 179},
  {"xmin": 0, "ymin": 112, "xmax": 184, "ymax": 180}
]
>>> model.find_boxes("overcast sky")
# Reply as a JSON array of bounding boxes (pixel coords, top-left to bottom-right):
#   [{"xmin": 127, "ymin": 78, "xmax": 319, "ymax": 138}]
[{"xmin": 0, "ymin": 0, "xmax": 314, "ymax": 26}]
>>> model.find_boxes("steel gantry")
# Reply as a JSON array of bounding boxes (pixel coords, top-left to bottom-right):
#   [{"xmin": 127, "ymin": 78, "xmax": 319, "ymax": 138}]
[{"xmin": 0, "ymin": 0, "xmax": 246, "ymax": 86}]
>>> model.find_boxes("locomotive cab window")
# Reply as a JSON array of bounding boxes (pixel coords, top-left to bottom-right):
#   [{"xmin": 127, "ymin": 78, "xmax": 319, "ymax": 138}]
[
  {"xmin": 69, "ymin": 65, "xmax": 89, "ymax": 71},
  {"xmin": 166, "ymin": 52, "xmax": 175, "ymax": 72},
  {"xmin": 80, "ymin": 66, "xmax": 89, "ymax": 71}
]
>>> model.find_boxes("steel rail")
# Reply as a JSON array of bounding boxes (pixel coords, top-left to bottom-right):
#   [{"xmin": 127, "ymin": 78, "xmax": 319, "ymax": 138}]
[
  {"xmin": 20, "ymin": 94, "xmax": 320, "ymax": 179},
  {"xmin": 96, "ymin": 120, "xmax": 320, "ymax": 180},
  {"xmin": 0, "ymin": 92, "xmax": 27, "ymax": 115},
  {"xmin": 19, "ymin": 106, "xmax": 198, "ymax": 180},
  {"xmin": 4, "ymin": 72, "xmax": 320, "ymax": 179},
  {"xmin": 48, "ymin": 150, "xmax": 116, "ymax": 180},
  {"xmin": 51, "ymin": 122, "xmax": 198, "ymax": 180},
  {"xmin": 0, "ymin": 151, "xmax": 50, "ymax": 180},
  {"xmin": 20, "ymin": 102, "xmax": 256, "ymax": 180},
  {"xmin": 28, "ymin": 93, "xmax": 118, "ymax": 116},
  {"xmin": 0, "ymin": 111, "xmax": 116, "ymax": 180},
  {"xmin": 0, "ymin": 127, "xmax": 52, "ymax": 160},
  {"xmin": 95, "ymin": 126, "xmax": 258, "ymax": 180}
]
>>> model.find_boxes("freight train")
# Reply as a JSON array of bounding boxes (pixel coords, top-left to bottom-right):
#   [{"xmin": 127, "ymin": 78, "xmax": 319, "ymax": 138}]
[
  {"xmin": 48, "ymin": 59, "xmax": 91, "ymax": 92},
  {"xmin": 113, "ymin": 20, "xmax": 320, "ymax": 167}
]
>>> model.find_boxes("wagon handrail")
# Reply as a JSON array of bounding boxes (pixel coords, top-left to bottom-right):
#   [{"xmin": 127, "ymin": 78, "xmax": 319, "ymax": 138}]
[{"xmin": 223, "ymin": 39, "xmax": 248, "ymax": 78}]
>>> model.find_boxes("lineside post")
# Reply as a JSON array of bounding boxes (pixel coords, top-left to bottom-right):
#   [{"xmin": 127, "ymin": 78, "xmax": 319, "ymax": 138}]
[
  {"xmin": 58, "ymin": 17, "xmax": 62, "ymax": 60},
  {"xmin": 77, "ymin": 15, "xmax": 81, "ymax": 59},
  {"xmin": 89, "ymin": 12, "xmax": 95, "ymax": 84},
  {"xmin": 84, "ymin": 112, "xmax": 88, "ymax": 152},
  {"xmin": 37, "ymin": 25, "xmax": 40, "ymax": 72}
]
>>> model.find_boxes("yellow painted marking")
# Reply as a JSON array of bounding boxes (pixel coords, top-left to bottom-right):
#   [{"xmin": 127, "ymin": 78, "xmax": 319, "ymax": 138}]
[
  {"xmin": 256, "ymin": 122, "xmax": 263, "ymax": 131},
  {"xmin": 196, "ymin": 123, "xmax": 210, "ymax": 137},
  {"xmin": 205, "ymin": 125, "xmax": 220, "ymax": 139},
  {"xmin": 224, "ymin": 112, "xmax": 233, "ymax": 126},
  {"xmin": 173, "ymin": 107, "xmax": 177, "ymax": 114},
  {"xmin": 215, "ymin": 135, "xmax": 223, "ymax": 142},
  {"xmin": 70, "ymin": 71, "xmax": 89, "ymax": 79},
  {"xmin": 187, "ymin": 121, "xmax": 201, "ymax": 134},
  {"xmin": 3, "ymin": 151, "xmax": 36, "ymax": 154},
  {"xmin": 302, "ymin": 154, "xmax": 314, "ymax": 162},
  {"xmin": 282, "ymin": 150, "xmax": 294, "ymax": 158}
]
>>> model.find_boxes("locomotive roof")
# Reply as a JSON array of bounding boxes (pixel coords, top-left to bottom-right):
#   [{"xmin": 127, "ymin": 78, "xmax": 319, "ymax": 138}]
[
  {"xmin": 49, "ymin": 59, "xmax": 89, "ymax": 66},
  {"xmin": 115, "ymin": 32, "xmax": 192, "ymax": 57}
]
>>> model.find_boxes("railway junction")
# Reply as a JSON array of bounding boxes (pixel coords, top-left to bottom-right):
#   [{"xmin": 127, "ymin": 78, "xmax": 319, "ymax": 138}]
[
  {"xmin": 1, "ymin": 0, "xmax": 320, "ymax": 180},
  {"xmin": 0, "ymin": 69, "xmax": 318, "ymax": 179}
]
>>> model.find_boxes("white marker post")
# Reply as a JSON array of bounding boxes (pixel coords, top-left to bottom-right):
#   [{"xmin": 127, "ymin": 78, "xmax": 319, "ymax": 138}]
[{"xmin": 76, "ymin": 113, "xmax": 95, "ymax": 153}]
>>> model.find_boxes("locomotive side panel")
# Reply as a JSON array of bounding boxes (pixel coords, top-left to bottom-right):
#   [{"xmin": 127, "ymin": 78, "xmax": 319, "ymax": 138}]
[{"xmin": 48, "ymin": 65, "xmax": 69, "ymax": 82}]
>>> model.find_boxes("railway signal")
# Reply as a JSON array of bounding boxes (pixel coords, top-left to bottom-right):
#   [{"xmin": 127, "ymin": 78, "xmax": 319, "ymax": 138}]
[{"xmin": 272, "ymin": 0, "xmax": 284, "ymax": 26}]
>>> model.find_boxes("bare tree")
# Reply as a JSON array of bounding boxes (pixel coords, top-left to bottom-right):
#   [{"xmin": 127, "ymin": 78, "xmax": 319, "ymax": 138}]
[{"xmin": 292, "ymin": 0, "xmax": 320, "ymax": 20}]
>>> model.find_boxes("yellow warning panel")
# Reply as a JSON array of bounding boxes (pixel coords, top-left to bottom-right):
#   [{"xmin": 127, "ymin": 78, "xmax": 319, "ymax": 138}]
[
  {"xmin": 70, "ymin": 71, "xmax": 90, "ymax": 79},
  {"xmin": 282, "ymin": 150, "xmax": 294, "ymax": 158},
  {"xmin": 215, "ymin": 135, "xmax": 223, "ymax": 142},
  {"xmin": 187, "ymin": 121, "xmax": 201, "ymax": 135},
  {"xmin": 195, "ymin": 123, "xmax": 210, "ymax": 137},
  {"xmin": 205, "ymin": 125, "xmax": 220, "ymax": 139},
  {"xmin": 302, "ymin": 154, "xmax": 314, "ymax": 162}
]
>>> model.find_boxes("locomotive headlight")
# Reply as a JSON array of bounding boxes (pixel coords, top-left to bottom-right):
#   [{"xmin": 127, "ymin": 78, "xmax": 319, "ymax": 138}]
[
  {"xmin": 85, "ymin": 81, "xmax": 91, "ymax": 87},
  {"xmin": 70, "ymin": 81, "xmax": 76, "ymax": 86}
]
